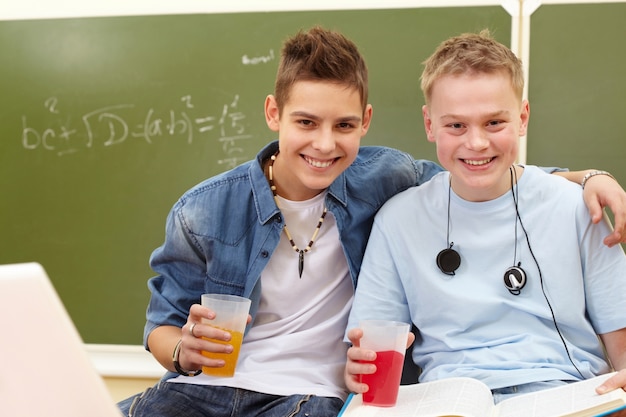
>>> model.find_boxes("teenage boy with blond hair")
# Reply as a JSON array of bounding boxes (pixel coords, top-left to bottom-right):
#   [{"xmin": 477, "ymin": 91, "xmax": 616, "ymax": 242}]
[{"xmin": 345, "ymin": 29, "xmax": 626, "ymax": 404}]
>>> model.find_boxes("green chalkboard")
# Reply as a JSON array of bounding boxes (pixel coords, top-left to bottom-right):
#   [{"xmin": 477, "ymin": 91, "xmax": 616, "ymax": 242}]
[
  {"xmin": 527, "ymin": 3, "xmax": 626, "ymax": 192},
  {"xmin": 0, "ymin": 8, "xmax": 510, "ymax": 344}
]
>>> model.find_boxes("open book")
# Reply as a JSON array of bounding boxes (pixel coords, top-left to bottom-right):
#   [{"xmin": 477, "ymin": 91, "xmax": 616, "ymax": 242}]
[{"xmin": 339, "ymin": 372, "xmax": 626, "ymax": 417}]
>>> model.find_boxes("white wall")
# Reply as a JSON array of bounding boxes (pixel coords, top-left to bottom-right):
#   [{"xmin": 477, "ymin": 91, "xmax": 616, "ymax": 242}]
[
  {"xmin": 2, "ymin": 0, "xmax": 623, "ymax": 21},
  {"xmin": 0, "ymin": 0, "xmax": 503, "ymax": 21}
]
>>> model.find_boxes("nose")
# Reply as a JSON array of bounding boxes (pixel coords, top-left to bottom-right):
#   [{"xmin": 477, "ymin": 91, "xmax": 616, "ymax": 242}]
[
  {"xmin": 465, "ymin": 128, "xmax": 489, "ymax": 151},
  {"xmin": 311, "ymin": 127, "xmax": 337, "ymax": 154}
]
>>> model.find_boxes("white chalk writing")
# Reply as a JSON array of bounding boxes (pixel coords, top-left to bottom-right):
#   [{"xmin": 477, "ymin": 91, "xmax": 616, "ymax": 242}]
[
  {"xmin": 242, "ymin": 49, "xmax": 275, "ymax": 65},
  {"xmin": 21, "ymin": 95, "xmax": 252, "ymax": 169}
]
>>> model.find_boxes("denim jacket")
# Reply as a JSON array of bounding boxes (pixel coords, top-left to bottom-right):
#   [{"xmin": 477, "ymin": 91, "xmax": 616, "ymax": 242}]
[{"xmin": 143, "ymin": 141, "xmax": 443, "ymax": 346}]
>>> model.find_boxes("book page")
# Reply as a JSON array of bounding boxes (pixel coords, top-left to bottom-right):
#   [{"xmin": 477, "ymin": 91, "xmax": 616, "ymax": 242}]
[
  {"xmin": 340, "ymin": 377, "xmax": 496, "ymax": 417},
  {"xmin": 495, "ymin": 373, "xmax": 626, "ymax": 417}
]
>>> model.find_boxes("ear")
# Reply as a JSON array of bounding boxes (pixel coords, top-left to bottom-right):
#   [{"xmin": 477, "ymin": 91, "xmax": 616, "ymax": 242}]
[
  {"xmin": 360, "ymin": 104, "xmax": 373, "ymax": 136},
  {"xmin": 265, "ymin": 95, "xmax": 280, "ymax": 132},
  {"xmin": 422, "ymin": 105, "xmax": 435, "ymax": 143},
  {"xmin": 519, "ymin": 99, "xmax": 530, "ymax": 137}
]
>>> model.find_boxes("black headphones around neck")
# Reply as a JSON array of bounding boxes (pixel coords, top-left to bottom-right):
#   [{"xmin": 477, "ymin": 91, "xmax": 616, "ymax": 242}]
[{"xmin": 436, "ymin": 168, "xmax": 527, "ymax": 295}]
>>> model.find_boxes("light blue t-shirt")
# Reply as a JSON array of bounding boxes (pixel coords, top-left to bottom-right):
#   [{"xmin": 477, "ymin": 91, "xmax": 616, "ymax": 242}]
[{"xmin": 348, "ymin": 166, "xmax": 626, "ymax": 390}]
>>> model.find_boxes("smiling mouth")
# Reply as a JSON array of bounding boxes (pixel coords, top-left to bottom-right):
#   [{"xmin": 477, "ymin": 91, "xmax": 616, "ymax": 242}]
[
  {"xmin": 463, "ymin": 157, "xmax": 493, "ymax": 166},
  {"xmin": 304, "ymin": 155, "xmax": 335, "ymax": 168}
]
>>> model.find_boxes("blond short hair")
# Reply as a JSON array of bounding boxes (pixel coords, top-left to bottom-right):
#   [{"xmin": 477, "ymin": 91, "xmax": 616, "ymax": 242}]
[{"xmin": 420, "ymin": 29, "xmax": 524, "ymax": 105}]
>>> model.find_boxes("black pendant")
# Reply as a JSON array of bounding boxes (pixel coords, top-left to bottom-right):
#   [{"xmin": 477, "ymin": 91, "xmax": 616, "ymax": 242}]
[{"xmin": 298, "ymin": 251, "xmax": 304, "ymax": 278}]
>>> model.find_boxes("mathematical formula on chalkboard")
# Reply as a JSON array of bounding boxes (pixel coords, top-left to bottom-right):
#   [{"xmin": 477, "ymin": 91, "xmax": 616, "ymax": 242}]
[{"xmin": 20, "ymin": 94, "xmax": 253, "ymax": 169}]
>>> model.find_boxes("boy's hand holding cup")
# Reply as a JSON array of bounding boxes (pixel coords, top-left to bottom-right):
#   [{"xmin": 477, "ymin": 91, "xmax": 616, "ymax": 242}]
[
  {"xmin": 200, "ymin": 293, "xmax": 251, "ymax": 377},
  {"xmin": 358, "ymin": 320, "xmax": 410, "ymax": 407}
]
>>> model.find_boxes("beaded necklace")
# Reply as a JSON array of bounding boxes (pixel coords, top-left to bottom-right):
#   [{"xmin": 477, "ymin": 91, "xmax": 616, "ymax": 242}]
[{"xmin": 268, "ymin": 153, "xmax": 328, "ymax": 278}]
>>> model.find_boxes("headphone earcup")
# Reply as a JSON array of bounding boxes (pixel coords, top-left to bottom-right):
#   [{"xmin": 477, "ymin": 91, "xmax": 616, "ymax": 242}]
[
  {"xmin": 436, "ymin": 247, "xmax": 461, "ymax": 276},
  {"xmin": 503, "ymin": 266, "xmax": 526, "ymax": 295}
]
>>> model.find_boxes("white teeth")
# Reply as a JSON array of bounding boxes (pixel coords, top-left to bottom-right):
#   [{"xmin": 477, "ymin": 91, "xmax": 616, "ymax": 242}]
[
  {"xmin": 465, "ymin": 158, "xmax": 492, "ymax": 166},
  {"xmin": 305, "ymin": 157, "xmax": 333, "ymax": 168}
]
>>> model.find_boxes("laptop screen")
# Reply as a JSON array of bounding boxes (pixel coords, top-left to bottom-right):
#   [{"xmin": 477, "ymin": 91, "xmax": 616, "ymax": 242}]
[{"xmin": 0, "ymin": 262, "xmax": 121, "ymax": 417}]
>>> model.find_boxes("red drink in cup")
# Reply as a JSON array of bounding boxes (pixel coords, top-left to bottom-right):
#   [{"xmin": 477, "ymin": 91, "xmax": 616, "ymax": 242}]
[{"xmin": 359, "ymin": 320, "xmax": 410, "ymax": 407}]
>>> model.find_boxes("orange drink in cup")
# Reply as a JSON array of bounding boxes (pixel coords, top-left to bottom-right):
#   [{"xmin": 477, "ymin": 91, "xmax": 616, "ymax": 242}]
[{"xmin": 200, "ymin": 293, "xmax": 251, "ymax": 377}]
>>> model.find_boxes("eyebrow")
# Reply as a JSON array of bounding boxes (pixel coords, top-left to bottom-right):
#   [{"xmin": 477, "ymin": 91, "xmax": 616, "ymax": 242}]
[
  {"xmin": 440, "ymin": 110, "xmax": 510, "ymax": 121},
  {"xmin": 289, "ymin": 111, "xmax": 362, "ymax": 123}
]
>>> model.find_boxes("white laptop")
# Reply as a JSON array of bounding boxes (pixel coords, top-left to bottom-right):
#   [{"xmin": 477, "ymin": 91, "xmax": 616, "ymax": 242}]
[{"xmin": 0, "ymin": 262, "xmax": 122, "ymax": 417}]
